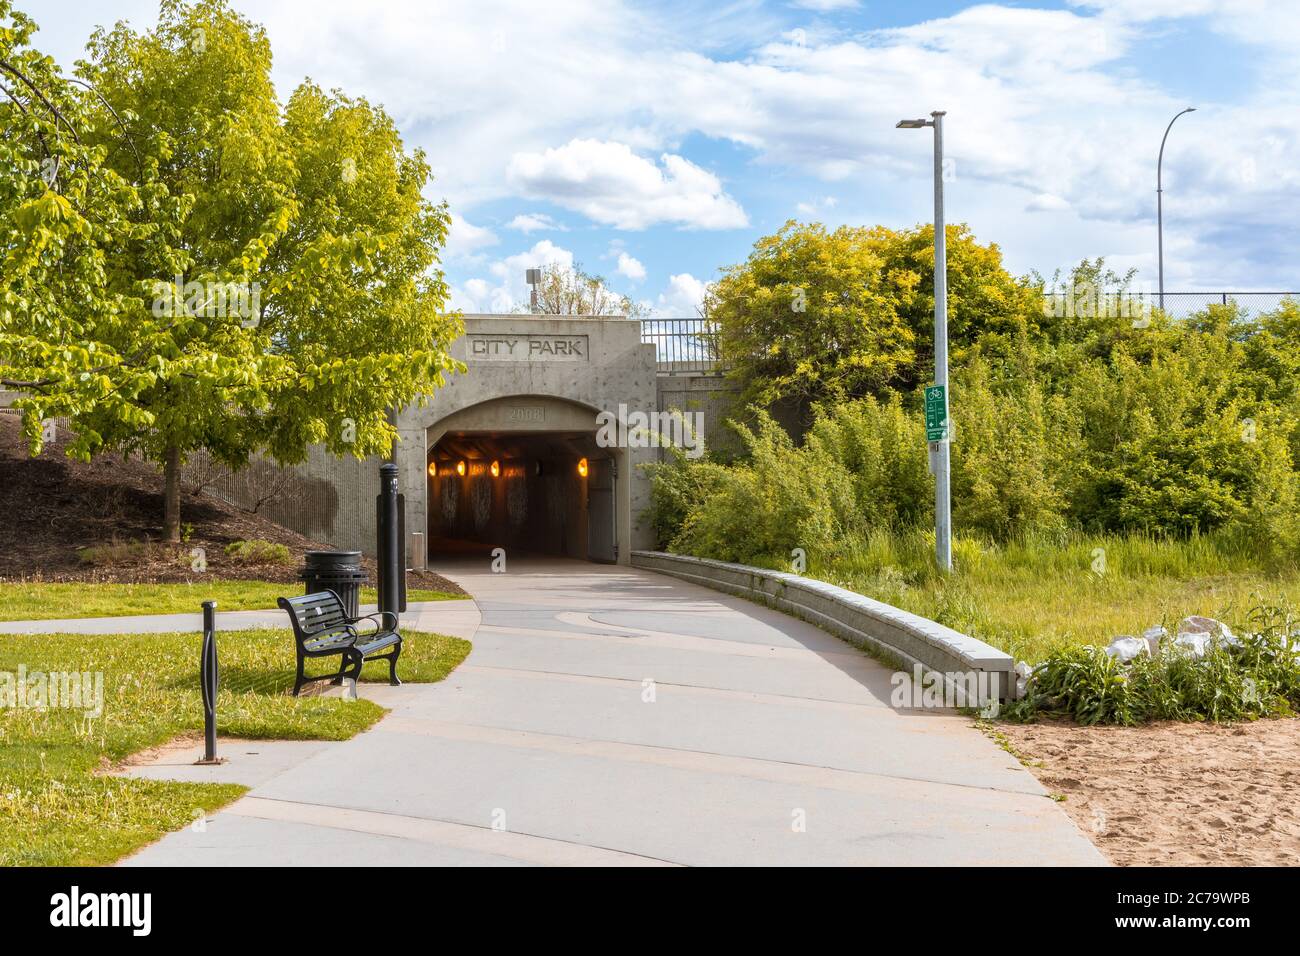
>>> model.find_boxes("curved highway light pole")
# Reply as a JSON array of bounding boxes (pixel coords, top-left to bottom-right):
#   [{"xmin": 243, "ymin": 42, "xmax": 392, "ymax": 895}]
[
  {"xmin": 897, "ymin": 111, "xmax": 951, "ymax": 573},
  {"xmin": 1157, "ymin": 107, "xmax": 1196, "ymax": 312}
]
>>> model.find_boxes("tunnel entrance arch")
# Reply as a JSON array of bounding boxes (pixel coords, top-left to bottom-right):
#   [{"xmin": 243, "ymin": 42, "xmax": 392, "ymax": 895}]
[
  {"xmin": 389, "ymin": 314, "xmax": 661, "ymax": 567},
  {"xmin": 424, "ymin": 395, "xmax": 624, "ymax": 563}
]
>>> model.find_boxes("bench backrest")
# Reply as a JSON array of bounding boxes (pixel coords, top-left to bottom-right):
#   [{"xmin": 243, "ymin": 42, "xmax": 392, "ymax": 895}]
[{"xmin": 278, "ymin": 590, "xmax": 351, "ymax": 642}]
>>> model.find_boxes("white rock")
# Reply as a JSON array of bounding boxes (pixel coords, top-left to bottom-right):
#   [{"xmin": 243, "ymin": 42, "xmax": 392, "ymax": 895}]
[
  {"xmin": 1142, "ymin": 625, "xmax": 1167, "ymax": 656},
  {"xmin": 1177, "ymin": 615, "xmax": 1239, "ymax": 648},
  {"xmin": 1173, "ymin": 631, "xmax": 1210, "ymax": 658},
  {"xmin": 1104, "ymin": 636, "xmax": 1149, "ymax": 662},
  {"xmin": 1014, "ymin": 660, "xmax": 1033, "ymax": 698}
]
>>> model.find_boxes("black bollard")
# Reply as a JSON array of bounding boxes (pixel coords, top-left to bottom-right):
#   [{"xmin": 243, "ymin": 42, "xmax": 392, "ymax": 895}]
[
  {"xmin": 376, "ymin": 462, "xmax": 407, "ymax": 621},
  {"xmin": 196, "ymin": 600, "xmax": 223, "ymax": 765}
]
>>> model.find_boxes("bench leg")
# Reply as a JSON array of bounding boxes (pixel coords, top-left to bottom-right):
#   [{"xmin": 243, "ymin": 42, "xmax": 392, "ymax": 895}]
[
  {"xmin": 388, "ymin": 641, "xmax": 402, "ymax": 687},
  {"xmin": 293, "ymin": 654, "xmax": 307, "ymax": 697}
]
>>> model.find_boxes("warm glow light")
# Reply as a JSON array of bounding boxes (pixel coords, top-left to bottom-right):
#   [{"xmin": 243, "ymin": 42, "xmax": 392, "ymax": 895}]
[
  {"xmin": 427, "ymin": 461, "xmax": 437, "ymax": 478},
  {"xmin": 577, "ymin": 457, "xmax": 588, "ymax": 478},
  {"xmin": 490, "ymin": 460, "xmax": 500, "ymax": 478},
  {"xmin": 456, "ymin": 460, "xmax": 466, "ymax": 476}
]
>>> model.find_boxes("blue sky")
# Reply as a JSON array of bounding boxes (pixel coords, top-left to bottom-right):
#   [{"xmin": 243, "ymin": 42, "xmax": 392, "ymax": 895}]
[{"xmin": 26, "ymin": 0, "xmax": 1300, "ymax": 314}]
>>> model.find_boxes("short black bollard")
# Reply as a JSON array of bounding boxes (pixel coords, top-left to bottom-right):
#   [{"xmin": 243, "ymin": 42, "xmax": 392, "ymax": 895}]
[
  {"xmin": 376, "ymin": 462, "xmax": 407, "ymax": 622},
  {"xmin": 196, "ymin": 600, "xmax": 224, "ymax": 765}
]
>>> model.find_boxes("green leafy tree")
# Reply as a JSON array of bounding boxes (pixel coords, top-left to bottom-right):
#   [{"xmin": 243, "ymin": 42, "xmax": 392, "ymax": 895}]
[
  {"xmin": 706, "ymin": 220, "xmax": 1041, "ymax": 419},
  {"xmin": 706, "ymin": 221, "xmax": 918, "ymax": 416},
  {"xmin": 4, "ymin": 0, "xmax": 460, "ymax": 541},
  {"xmin": 1, "ymin": 1, "xmax": 147, "ymax": 452}
]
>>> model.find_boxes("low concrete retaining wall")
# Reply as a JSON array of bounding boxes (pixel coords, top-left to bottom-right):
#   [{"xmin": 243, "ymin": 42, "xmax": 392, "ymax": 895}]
[{"xmin": 631, "ymin": 551, "xmax": 1017, "ymax": 702}]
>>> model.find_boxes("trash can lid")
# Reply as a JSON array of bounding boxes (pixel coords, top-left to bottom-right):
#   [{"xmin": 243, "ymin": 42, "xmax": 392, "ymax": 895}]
[{"xmin": 303, "ymin": 550, "xmax": 363, "ymax": 567}]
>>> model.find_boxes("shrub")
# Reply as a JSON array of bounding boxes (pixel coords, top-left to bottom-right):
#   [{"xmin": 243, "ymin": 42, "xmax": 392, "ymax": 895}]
[
  {"xmin": 666, "ymin": 412, "xmax": 858, "ymax": 564},
  {"xmin": 950, "ymin": 349, "xmax": 1071, "ymax": 538},
  {"xmin": 76, "ymin": 539, "xmax": 160, "ymax": 567},
  {"xmin": 223, "ymin": 539, "xmax": 293, "ymax": 565},
  {"xmin": 804, "ymin": 395, "xmax": 931, "ymax": 530}
]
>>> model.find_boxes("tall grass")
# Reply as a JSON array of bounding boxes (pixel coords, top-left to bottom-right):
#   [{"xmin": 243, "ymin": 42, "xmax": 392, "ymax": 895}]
[{"xmin": 752, "ymin": 528, "xmax": 1297, "ymax": 662}]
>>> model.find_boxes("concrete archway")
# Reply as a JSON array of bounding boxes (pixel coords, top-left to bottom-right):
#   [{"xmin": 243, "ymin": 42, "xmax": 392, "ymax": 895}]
[{"xmin": 390, "ymin": 315, "xmax": 662, "ymax": 567}]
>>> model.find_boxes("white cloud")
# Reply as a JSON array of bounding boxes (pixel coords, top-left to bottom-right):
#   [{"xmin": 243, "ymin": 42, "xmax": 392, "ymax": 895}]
[
  {"xmin": 796, "ymin": 195, "xmax": 839, "ymax": 215},
  {"xmin": 1025, "ymin": 193, "xmax": 1071, "ymax": 213},
  {"xmin": 655, "ymin": 273, "xmax": 708, "ymax": 316},
  {"xmin": 506, "ymin": 139, "xmax": 748, "ymax": 230},
  {"xmin": 616, "ymin": 252, "xmax": 647, "ymax": 282},
  {"xmin": 444, "ymin": 215, "xmax": 497, "ymax": 260},
  {"xmin": 506, "ymin": 213, "xmax": 565, "ymax": 233},
  {"xmin": 453, "ymin": 239, "xmax": 576, "ymax": 313},
  {"xmin": 791, "ymin": 0, "xmax": 861, "ymax": 10},
  {"xmin": 31, "ymin": 0, "xmax": 1300, "ymax": 288}
]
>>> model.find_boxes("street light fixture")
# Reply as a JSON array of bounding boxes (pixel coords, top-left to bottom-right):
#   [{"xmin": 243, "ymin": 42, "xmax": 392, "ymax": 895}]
[
  {"xmin": 897, "ymin": 110, "xmax": 952, "ymax": 573},
  {"xmin": 1157, "ymin": 107, "xmax": 1196, "ymax": 312}
]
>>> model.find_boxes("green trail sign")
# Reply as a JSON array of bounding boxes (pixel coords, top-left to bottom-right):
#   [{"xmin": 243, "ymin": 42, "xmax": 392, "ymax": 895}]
[{"xmin": 924, "ymin": 384, "xmax": 949, "ymax": 442}]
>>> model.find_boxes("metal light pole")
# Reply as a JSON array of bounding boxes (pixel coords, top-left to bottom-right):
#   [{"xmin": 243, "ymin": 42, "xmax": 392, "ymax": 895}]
[
  {"xmin": 897, "ymin": 110, "xmax": 951, "ymax": 572},
  {"xmin": 1157, "ymin": 107, "xmax": 1195, "ymax": 312}
]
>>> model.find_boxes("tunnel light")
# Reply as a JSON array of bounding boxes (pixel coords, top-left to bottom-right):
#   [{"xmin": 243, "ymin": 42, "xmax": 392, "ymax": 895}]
[
  {"xmin": 427, "ymin": 461, "xmax": 437, "ymax": 478},
  {"xmin": 490, "ymin": 460, "xmax": 501, "ymax": 478},
  {"xmin": 577, "ymin": 457, "xmax": 588, "ymax": 478},
  {"xmin": 456, "ymin": 460, "xmax": 466, "ymax": 477}
]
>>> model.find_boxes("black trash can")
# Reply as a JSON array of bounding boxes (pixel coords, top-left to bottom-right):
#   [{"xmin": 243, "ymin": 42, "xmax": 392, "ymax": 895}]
[{"xmin": 300, "ymin": 551, "xmax": 368, "ymax": 618}]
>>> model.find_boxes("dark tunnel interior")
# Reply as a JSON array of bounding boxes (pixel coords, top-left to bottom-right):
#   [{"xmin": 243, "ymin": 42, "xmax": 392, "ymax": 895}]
[{"xmin": 427, "ymin": 430, "xmax": 617, "ymax": 562}]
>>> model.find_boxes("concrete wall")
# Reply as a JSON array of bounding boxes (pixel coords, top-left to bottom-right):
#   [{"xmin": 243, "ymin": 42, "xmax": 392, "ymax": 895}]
[
  {"xmin": 654, "ymin": 371, "xmax": 742, "ymax": 456},
  {"xmin": 631, "ymin": 550, "xmax": 1017, "ymax": 703}
]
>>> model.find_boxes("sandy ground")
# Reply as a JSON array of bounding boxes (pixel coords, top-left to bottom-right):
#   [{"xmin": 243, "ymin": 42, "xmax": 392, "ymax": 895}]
[{"xmin": 996, "ymin": 716, "xmax": 1300, "ymax": 866}]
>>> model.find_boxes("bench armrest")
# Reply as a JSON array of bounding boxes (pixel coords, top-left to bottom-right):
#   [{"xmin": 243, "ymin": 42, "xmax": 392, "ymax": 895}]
[{"xmin": 351, "ymin": 610, "xmax": 399, "ymax": 634}]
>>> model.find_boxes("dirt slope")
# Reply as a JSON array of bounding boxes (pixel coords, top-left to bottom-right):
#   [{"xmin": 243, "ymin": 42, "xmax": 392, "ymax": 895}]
[{"xmin": 0, "ymin": 411, "xmax": 462, "ymax": 593}]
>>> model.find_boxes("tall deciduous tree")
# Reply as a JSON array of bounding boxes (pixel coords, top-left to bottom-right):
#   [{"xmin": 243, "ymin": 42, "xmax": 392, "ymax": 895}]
[
  {"xmin": 518, "ymin": 261, "xmax": 644, "ymax": 318},
  {"xmin": 706, "ymin": 220, "xmax": 1041, "ymax": 416},
  {"xmin": 1, "ymin": 0, "xmax": 148, "ymax": 452},
  {"xmin": 3, "ymin": 0, "xmax": 461, "ymax": 541}
]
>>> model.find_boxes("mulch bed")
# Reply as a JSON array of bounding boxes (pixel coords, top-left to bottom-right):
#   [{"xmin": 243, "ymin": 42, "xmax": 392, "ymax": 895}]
[{"xmin": 0, "ymin": 411, "xmax": 464, "ymax": 594}]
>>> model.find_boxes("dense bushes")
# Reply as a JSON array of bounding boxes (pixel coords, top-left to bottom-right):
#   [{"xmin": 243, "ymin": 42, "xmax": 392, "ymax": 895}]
[{"xmin": 649, "ymin": 298, "xmax": 1300, "ymax": 565}]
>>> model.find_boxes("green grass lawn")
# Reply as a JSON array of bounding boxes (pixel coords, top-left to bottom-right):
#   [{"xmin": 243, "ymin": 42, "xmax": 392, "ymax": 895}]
[
  {"xmin": 0, "ymin": 626, "xmax": 471, "ymax": 865},
  {"xmin": 0, "ymin": 580, "xmax": 464, "ymax": 622},
  {"xmin": 787, "ymin": 529, "xmax": 1300, "ymax": 663}
]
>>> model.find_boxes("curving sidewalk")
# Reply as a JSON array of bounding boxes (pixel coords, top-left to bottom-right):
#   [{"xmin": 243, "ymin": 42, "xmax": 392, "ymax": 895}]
[{"xmin": 93, "ymin": 556, "xmax": 1106, "ymax": 866}]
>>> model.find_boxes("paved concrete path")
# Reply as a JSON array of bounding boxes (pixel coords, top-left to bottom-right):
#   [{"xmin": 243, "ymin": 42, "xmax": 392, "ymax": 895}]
[{"xmin": 114, "ymin": 556, "xmax": 1103, "ymax": 866}]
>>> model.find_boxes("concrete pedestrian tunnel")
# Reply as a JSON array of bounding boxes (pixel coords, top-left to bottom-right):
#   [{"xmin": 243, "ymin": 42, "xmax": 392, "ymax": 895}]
[
  {"xmin": 208, "ymin": 315, "xmax": 739, "ymax": 568},
  {"xmin": 427, "ymin": 428, "xmax": 618, "ymax": 563}
]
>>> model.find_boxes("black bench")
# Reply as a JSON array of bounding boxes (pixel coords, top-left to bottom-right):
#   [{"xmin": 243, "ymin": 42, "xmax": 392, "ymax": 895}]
[{"xmin": 277, "ymin": 589, "xmax": 402, "ymax": 697}]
